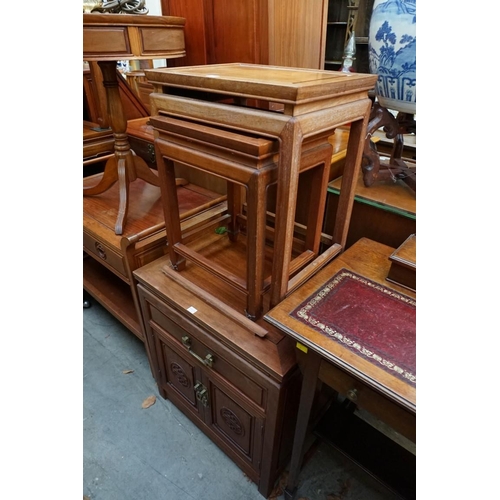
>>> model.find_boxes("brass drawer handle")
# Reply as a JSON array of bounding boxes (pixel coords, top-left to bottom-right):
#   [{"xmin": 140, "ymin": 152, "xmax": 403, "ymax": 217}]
[
  {"xmin": 181, "ymin": 335, "xmax": 214, "ymax": 368},
  {"xmin": 95, "ymin": 242, "xmax": 107, "ymax": 260},
  {"xmin": 346, "ymin": 388, "xmax": 358, "ymax": 402},
  {"xmin": 194, "ymin": 381, "xmax": 209, "ymax": 407}
]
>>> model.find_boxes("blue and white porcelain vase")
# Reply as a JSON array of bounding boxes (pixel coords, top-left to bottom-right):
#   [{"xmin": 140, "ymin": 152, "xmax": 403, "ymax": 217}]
[{"xmin": 368, "ymin": 0, "xmax": 416, "ymax": 114}]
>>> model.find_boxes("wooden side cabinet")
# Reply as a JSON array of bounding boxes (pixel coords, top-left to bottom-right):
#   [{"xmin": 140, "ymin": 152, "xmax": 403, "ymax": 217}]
[{"xmin": 134, "ymin": 256, "xmax": 302, "ymax": 498}]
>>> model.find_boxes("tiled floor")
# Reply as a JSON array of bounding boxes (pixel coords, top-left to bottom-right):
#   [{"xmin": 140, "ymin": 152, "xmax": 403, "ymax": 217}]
[{"xmin": 83, "ymin": 298, "xmax": 402, "ymax": 500}]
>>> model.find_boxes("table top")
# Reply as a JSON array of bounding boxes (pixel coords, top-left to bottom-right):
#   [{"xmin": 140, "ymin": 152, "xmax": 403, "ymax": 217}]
[
  {"xmin": 83, "ymin": 13, "xmax": 185, "ymax": 27},
  {"xmin": 264, "ymin": 237, "xmax": 416, "ymax": 411},
  {"xmin": 145, "ymin": 63, "xmax": 377, "ymax": 106},
  {"xmin": 83, "ymin": 13, "xmax": 186, "ymax": 61},
  {"xmin": 83, "ymin": 174, "xmax": 223, "ymax": 251}
]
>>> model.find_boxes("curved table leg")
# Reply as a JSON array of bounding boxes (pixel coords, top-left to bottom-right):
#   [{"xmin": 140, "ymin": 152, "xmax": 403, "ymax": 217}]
[
  {"xmin": 114, "ymin": 156, "xmax": 130, "ymax": 235},
  {"xmin": 83, "ymin": 155, "xmax": 119, "ymax": 195},
  {"xmin": 132, "ymin": 150, "xmax": 160, "ymax": 186},
  {"xmin": 362, "ymin": 102, "xmax": 416, "ymax": 192}
]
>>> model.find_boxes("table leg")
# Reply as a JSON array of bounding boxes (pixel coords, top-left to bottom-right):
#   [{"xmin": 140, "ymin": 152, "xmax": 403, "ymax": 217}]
[
  {"xmin": 270, "ymin": 121, "xmax": 303, "ymax": 308},
  {"xmin": 83, "ymin": 154, "xmax": 119, "ymax": 195},
  {"xmin": 245, "ymin": 169, "xmax": 269, "ymax": 320},
  {"xmin": 284, "ymin": 349, "xmax": 322, "ymax": 500},
  {"xmin": 362, "ymin": 102, "xmax": 416, "ymax": 192},
  {"xmin": 332, "ymin": 116, "xmax": 370, "ymax": 248},
  {"xmin": 226, "ymin": 181, "xmax": 240, "ymax": 243},
  {"xmin": 155, "ymin": 149, "xmax": 185, "ymax": 272}
]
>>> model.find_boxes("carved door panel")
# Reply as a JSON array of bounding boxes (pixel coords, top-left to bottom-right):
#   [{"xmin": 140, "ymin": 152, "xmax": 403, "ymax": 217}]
[{"xmin": 202, "ymin": 375, "xmax": 264, "ymax": 473}]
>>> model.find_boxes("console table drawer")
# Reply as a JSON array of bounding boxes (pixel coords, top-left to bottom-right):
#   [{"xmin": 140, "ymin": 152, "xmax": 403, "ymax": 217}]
[
  {"xmin": 83, "ymin": 231, "xmax": 127, "ymax": 279},
  {"xmin": 318, "ymin": 358, "xmax": 415, "ymax": 442},
  {"xmin": 129, "ymin": 136, "xmax": 156, "ymax": 170}
]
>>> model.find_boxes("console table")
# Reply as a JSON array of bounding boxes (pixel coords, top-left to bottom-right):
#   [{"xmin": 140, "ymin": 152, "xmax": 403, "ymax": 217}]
[
  {"xmin": 264, "ymin": 237, "xmax": 416, "ymax": 499},
  {"xmin": 83, "ymin": 173, "xmax": 226, "ymax": 340}
]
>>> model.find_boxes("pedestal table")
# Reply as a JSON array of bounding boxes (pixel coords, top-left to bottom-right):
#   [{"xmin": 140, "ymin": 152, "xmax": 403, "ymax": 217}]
[{"xmin": 83, "ymin": 13, "xmax": 186, "ymax": 234}]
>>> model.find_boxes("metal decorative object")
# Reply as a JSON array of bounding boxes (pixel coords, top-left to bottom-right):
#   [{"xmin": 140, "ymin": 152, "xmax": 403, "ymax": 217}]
[
  {"xmin": 340, "ymin": 31, "xmax": 356, "ymax": 73},
  {"xmin": 83, "ymin": 0, "xmax": 149, "ymax": 14}
]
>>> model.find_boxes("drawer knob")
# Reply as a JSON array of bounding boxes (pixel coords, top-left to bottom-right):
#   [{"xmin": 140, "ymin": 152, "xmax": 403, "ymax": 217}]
[
  {"xmin": 181, "ymin": 336, "xmax": 214, "ymax": 368},
  {"xmin": 147, "ymin": 143, "xmax": 156, "ymax": 164},
  {"xmin": 346, "ymin": 388, "xmax": 358, "ymax": 402},
  {"xmin": 95, "ymin": 242, "xmax": 107, "ymax": 260}
]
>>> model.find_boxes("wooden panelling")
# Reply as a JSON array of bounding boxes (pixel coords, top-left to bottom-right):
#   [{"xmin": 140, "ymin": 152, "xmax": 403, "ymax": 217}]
[
  {"xmin": 268, "ymin": 0, "xmax": 327, "ymax": 68},
  {"xmin": 161, "ymin": 0, "xmax": 326, "ymax": 69}
]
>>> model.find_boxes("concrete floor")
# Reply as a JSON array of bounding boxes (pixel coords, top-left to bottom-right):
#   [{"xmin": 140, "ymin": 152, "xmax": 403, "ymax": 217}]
[{"xmin": 83, "ymin": 298, "xmax": 401, "ymax": 500}]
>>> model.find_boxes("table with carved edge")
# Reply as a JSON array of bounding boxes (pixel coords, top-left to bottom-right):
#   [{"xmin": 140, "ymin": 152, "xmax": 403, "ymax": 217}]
[
  {"xmin": 144, "ymin": 63, "xmax": 377, "ymax": 310},
  {"xmin": 264, "ymin": 237, "xmax": 416, "ymax": 499}
]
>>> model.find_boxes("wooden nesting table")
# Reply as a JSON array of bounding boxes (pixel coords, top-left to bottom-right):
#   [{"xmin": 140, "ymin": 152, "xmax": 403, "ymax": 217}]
[{"xmin": 145, "ymin": 63, "xmax": 377, "ymax": 310}]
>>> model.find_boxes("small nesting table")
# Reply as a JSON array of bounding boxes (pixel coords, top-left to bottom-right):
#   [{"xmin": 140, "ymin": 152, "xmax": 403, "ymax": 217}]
[
  {"xmin": 151, "ymin": 114, "xmax": 333, "ymax": 319},
  {"xmin": 145, "ymin": 63, "xmax": 377, "ymax": 310}
]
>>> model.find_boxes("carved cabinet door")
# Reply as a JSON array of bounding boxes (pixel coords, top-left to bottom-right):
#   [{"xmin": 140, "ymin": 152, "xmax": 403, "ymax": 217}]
[
  {"xmin": 150, "ymin": 321, "xmax": 265, "ymax": 475},
  {"xmin": 200, "ymin": 373, "xmax": 265, "ymax": 475}
]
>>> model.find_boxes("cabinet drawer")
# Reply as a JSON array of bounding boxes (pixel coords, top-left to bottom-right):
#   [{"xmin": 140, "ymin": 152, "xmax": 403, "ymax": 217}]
[
  {"xmin": 129, "ymin": 136, "xmax": 156, "ymax": 169},
  {"xmin": 83, "ymin": 232, "xmax": 127, "ymax": 279},
  {"xmin": 142, "ymin": 288, "xmax": 266, "ymax": 410}
]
